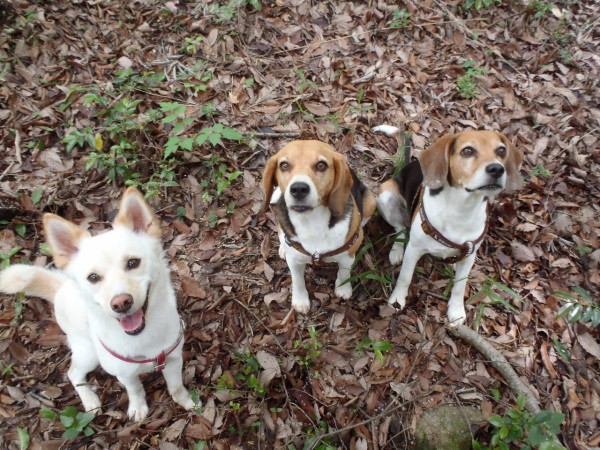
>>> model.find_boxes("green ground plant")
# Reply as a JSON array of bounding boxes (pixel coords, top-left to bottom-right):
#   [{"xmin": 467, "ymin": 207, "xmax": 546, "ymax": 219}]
[
  {"xmin": 469, "ymin": 278, "xmax": 523, "ymax": 328},
  {"xmin": 355, "ymin": 337, "xmax": 392, "ymax": 364},
  {"xmin": 294, "ymin": 325, "xmax": 322, "ymax": 369},
  {"xmin": 1, "ymin": 362, "xmax": 14, "ymax": 377},
  {"xmin": 531, "ymin": 165, "xmax": 552, "ymax": 178},
  {"xmin": 555, "ymin": 287, "xmax": 599, "ymax": 327},
  {"xmin": 473, "ymin": 395, "xmax": 565, "ymax": 450},
  {"xmin": 233, "ymin": 351, "xmax": 266, "ymax": 397},
  {"xmin": 389, "ymin": 8, "xmax": 411, "ymax": 29},
  {"xmin": 40, "ymin": 406, "xmax": 95, "ymax": 439},
  {"xmin": 60, "ymin": 69, "xmax": 244, "ymax": 199},
  {"xmin": 0, "ymin": 246, "xmax": 21, "ymax": 270},
  {"xmin": 456, "ymin": 61, "xmax": 489, "ymax": 99},
  {"xmin": 463, "ymin": 0, "xmax": 501, "ymax": 11}
]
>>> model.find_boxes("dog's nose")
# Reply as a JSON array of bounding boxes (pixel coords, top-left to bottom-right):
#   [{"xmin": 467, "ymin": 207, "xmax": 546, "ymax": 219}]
[
  {"xmin": 486, "ymin": 163, "xmax": 505, "ymax": 179},
  {"xmin": 111, "ymin": 294, "xmax": 134, "ymax": 313},
  {"xmin": 290, "ymin": 182, "xmax": 310, "ymax": 199}
]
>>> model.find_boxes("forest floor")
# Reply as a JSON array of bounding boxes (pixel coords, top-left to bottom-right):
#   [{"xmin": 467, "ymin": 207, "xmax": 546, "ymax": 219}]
[{"xmin": 0, "ymin": 0, "xmax": 598, "ymax": 449}]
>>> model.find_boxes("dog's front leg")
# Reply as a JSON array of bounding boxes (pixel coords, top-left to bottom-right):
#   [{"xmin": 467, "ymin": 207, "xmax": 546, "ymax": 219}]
[
  {"xmin": 388, "ymin": 245, "xmax": 423, "ymax": 309},
  {"xmin": 447, "ymin": 253, "xmax": 476, "ymax": 326},
  {"xmin": 163, "ymin": 352, "xmax": 196, "ymax": 411},
  {"xmin": 68, "ymin": 337, "xmax": 101, "ymax": 413},
  {"xmin": 334, "ymin": 253, "xmax": 354, "ymax": 299},
  {"xmin": 287, "ymin": 256, "xmax": 310, "ymax": 313},
  {"xmin": 117, "ymin": 374, "xmax": 149, "ymax": 421}
]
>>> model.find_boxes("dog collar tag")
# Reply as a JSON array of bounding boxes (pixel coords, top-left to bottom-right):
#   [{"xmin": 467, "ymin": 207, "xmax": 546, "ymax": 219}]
[
  {"xmin": 155, "ymin": 351, "xmax": 167, "ymax": 372},
  {"xmin": 312, "ymin": 252, "xmax": 321, "ymax": 265}
]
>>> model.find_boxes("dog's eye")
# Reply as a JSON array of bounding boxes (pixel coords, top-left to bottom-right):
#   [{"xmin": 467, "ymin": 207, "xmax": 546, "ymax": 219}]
[
  {"xmin": 315, "ymin": 161, "xmax": 328, "ymax": 172},
  {"xmin": 127, "ymin": 258, "xmax": 141, "ymax": 270},
  {"xmin": 87, "ymin": 273, "xmax": 101, "ymax": 284},
  {"xmin": 460, "ymin": 146, "xmax": 476, "ymax": 157},
  {"xmin": 496, "ymin": 146, "xmax": 507, "ymax": 157},
  {"xmin": 279, "ymin": 161, "xmax": 290, "ymax": 171}
]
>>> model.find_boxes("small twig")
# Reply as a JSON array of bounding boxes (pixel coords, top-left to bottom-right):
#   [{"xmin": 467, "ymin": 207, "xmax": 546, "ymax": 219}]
[
  {"xmin": 14, "ymin": 130, "xmax": 22, "ymax": 165},
  {"xmin": 252, "ymin": 131, "xmax": 301, "ymax": 138},
  {"xmin": 0, "ymin": 162, "xmax": 15, "ymax": 182},
  {"xmin": 448, "ymin": 324, "xmax": 540, "ymax": 414}
]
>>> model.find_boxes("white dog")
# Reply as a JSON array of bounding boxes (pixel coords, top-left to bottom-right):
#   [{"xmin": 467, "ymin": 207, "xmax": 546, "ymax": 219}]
[{"xmin": 0, "ymin": 187, "xmax": 196, "ymax": 421}]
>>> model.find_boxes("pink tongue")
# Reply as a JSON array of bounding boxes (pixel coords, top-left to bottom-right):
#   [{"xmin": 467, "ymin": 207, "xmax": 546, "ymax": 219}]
[{"xmin": 119, "ymin": 310, "xmax": 144, "ymax": 332}]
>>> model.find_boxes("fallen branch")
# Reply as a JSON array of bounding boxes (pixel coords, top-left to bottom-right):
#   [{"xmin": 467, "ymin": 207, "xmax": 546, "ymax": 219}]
[{"xmin": 448, "ymin": 324, "xmax": 540, "ymax": 415}]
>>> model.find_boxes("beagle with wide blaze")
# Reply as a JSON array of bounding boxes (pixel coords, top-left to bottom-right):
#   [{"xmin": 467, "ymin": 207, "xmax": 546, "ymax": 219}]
[
  {"xmin": 374, "ymin": 126, "xmax": 523, "ymax": 325},
  {"xmin": 261, "ymin": 140, "xmax": 376, "ymax": 313}
]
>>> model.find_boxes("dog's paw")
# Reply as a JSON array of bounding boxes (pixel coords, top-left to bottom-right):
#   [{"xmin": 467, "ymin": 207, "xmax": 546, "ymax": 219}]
[
  {"xmin": 279, "ymin": 246, "xmax": 286, "ymax": 259},
  {"xmin": 172, "ymin": 388, "xmax": 196, "ymax": 410},
  {"xmin": 80, "ymin": 392, "xmax": 102, "ymax": 414},
  {"xmin": 292, "ymin": 296, "xmax": 310, "ymax": 314},
  {"xmin": 389, "ymin": 243, "xmax": 404, "ymax": 265},
  {"xmin": 387, "ymin": 289, "xmax": 406, "ymax": 310},
  {"xmin": 335, "ymin": 283, "xmax": 353, "ymax": 300},
  {"xmin": 128, "ymin": 400, "xmax": 149, "ymax": 422},
  {"xmin": 447, "ymin": 306, "xmax": 466, "ymax": 327}
]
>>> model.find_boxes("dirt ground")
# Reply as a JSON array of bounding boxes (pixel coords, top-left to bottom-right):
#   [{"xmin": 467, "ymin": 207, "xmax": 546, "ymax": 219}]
[{"xmin": 0, "ymin": 0, "xmax": 598, "ymax": 449}]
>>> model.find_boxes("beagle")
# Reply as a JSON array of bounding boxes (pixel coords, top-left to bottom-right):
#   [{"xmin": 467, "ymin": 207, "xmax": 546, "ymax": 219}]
[
  {"xmin": 261, "ymin": 140, "xmax": 376, "ymax": 313},
  {"xmin": 374, "ymin": 126, "xmax": 523, "ymax": 325}
]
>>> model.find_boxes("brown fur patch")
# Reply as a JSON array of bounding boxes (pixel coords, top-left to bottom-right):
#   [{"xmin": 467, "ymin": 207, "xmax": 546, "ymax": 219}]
[
  {"xmin": 113, "ymin": 187, "xmax": 162, "ymax": 239},
  {"xmin": 43, "ymin": 214, "xmax": 91, "ymax": 268}
]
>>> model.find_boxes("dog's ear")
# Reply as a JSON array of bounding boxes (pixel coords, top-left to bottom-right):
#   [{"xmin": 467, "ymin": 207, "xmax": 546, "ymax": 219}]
[
  {"xmin": 43, "ymin": 214, "xmax": 91, "ymax": 268},
  {"xmin": 260, "ymin": 154, "xmax": 279, "ymax": 213},
  {"xmin": 114, "ymin": 187, "xmax": 162, "ymax": 239},
  {"xmin": 329, "ymin": 153, "xmax": 353, "ymax": 217},
  {"xmin": 418, "ymin": 134, "xmax": 456, "ymax": 189},
  {"xmin": 498, "ymin": 132, "xmax": 524, "ymax": 191}
]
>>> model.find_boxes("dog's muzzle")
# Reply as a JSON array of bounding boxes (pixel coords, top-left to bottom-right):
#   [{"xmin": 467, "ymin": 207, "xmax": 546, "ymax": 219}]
[{"xmin": 288, "ymin": 181, "xmax": 314, "ymax": 212}]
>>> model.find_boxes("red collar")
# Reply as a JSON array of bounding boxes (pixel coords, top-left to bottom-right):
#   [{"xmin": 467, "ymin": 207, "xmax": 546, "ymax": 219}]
[{"xmin": 98, "ymin": 320, "xmax": 184, "ymax": 372}]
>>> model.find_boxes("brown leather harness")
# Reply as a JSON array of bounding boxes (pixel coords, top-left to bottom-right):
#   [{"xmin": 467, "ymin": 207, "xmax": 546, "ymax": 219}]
[
  {"xmin": 414, "ymin": 186, "xmax": 490, "ymax": 264},
  {"xmin": 284, "ymin": 227, "xmax": 362, "ymax": 265}
]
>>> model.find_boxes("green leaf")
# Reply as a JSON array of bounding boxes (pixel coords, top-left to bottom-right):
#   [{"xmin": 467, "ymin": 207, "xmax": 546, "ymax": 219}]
[
  {"xmin": 195, "ymin": 133, "xmax": 208, "ymax": 146},
  {"xmin": 77, "ymin": 411, "xmax": 96, "ymax": 429},
  {"xmin": 571, "ymin": 286, "xmax": 592, "ymax": 302},
  {"xmin": 213, "ymin": 123, "xmax": 224, "ymax": 132},
  {"xmin": 194, "ymin": 442, "xmax": 207, "ymax": 450},
  {"xmin": 62, "ymin": 427, "xmax": 79, "ymax": 440},
  {"xmin": 84, "ymin": 426, "xmax": 94, "ymax": 437},
  {"xmin": 221, "ymin": 127, "xmax": 243, "ymax": 140},
  {"xmin": 208, "ymin": 132, "xmax": 221, "ymax": 147},
  {"xmin": 181, "ymin": 137, "xmax": 194, "ymax": 151},
  {"xmin": 18, "ymin": 427, "xmax": 30, "ymax": 450},
  {"xmin": 31, "ymin": 188, "xmax": 44, "ymax": 205},
  {"xmin": 60, "ymin": 406, "xmax": 78, "ymax": 427},
  {"xmin": 39, "ymin": 408, "xmax": 57, "ymax": 420},
  {"xmin": 527, "ymin": 425, "xmax": 546, "ymax": 446},
  {"xmin": 488, "ymin": 414, "xmax": 504, "ymax": 427},
  {"xmin": 567, "ymin": 303, "xmax": 583, "ymax": 322},
  {"xmin": 533, "ymin": 410, "xmax": 554, "ymax": 424},
  {"xmin": 552, "ymin": 290, "xmax": 578, "ymax": 301},
  {"xmin": 372, "ymin": 341, "xmax": 392, "ymax": 352},
  {"xmin": 15, "ymin": 224, "xmax": 26, "ymax": 238}
]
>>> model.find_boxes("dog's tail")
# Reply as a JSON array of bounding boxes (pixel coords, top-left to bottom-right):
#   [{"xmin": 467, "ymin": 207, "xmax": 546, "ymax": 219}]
[
  {"xmin": 371, "ymin": 125, "xmax": 412, "ymax": 169},
  {"xmin": 0, "ymin": 265, "xmax": 65, "ymax": 303}
]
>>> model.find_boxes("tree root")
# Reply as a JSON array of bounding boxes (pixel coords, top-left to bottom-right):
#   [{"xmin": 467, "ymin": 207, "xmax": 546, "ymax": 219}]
[{"xmin": 448, "ymin": 324, "xmax": 541, "ymax": 415}]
